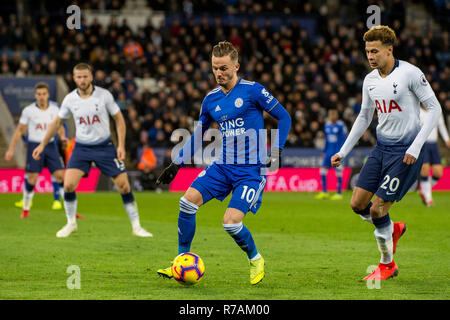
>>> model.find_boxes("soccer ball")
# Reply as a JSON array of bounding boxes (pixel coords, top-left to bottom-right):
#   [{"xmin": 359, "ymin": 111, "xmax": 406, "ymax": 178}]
[{"xmin": 171, "ymin": 252, "xmax": 205, "ymax": 285}]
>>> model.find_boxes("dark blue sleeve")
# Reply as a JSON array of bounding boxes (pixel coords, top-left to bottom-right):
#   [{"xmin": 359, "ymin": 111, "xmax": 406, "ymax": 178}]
[
  {"xmin": 174, "ymin": 103, "xmax": 213, "ymax": 166},
  {"xmin": 266, "ymin": 103, "xmax": 291, "ymax": 150}
]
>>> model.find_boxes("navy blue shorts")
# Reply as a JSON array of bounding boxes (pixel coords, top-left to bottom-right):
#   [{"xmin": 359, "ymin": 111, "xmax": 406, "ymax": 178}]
[
  {"xmin": 26, "ymin": 141, "xmax": 64, "ymax": 173},
  {"xmin": 422, "ymin": 142, "xmax": 441, "ymax": 165},
  {"xmin": 67, "ymin": 138, "xmax": 126, "ymax": 177},
  {"xmin": 190, "ymin": 163, "xmax": 266, "ymax": 214},
  {"xmin": 356, "ymin": 143, "xmax": 424, "ymax": 202},
  {"xmin": 322, "ymin": 153, "xmax": 333, "ymax": 168}
]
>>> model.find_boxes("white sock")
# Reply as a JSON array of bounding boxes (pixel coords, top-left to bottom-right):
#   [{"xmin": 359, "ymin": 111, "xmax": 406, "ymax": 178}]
[
  {"xmin": 64, "ymin": 200, "xmax": 77, "ymax": 225},
  {"xmin": 374, "ymin": 222, "xmax": 394, "ymax": 264},
  {"xmin": 421, "ymin": 178, "xmax": 431, "ymax": 199},
  {"xmin": 23, "ymin": 189, "xmax": 34, "ymax": 211},
  {"xmin": 250, "ymin": 253, "xmax": 262, "ymax": 261},
  {"xmin": 124, "ymin": 201, "xmax": 141, "ymax": 229}
]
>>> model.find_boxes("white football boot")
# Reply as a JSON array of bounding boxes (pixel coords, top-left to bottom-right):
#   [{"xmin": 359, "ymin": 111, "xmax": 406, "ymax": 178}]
[
  {"xmin": 56, "ymin": 223, "xmax": 78, "ymax": 238},
  {"xmin": 132, "ymin": 226, "xmax": 153, "ymax": 237}
]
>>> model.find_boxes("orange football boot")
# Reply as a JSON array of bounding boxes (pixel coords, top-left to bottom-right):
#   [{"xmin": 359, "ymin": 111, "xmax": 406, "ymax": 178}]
[
  {"xmin": 392, "ymin": 222, "xmax": 406, "ymax": 254},
  {"xmin": 362, "ymin": 261, "xmax": 399, "ymax": 281}
]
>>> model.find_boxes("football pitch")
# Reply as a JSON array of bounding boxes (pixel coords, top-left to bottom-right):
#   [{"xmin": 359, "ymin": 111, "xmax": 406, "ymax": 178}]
[{"xmin": 0, "ymin": 191, "xmax": 449, "ymax": 300}]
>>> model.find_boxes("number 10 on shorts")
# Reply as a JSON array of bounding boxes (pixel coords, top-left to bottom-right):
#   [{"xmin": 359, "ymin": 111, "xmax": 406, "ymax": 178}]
[{"xmin": 241, "ymin": 185, "xmax": 256, "ymax": 203}]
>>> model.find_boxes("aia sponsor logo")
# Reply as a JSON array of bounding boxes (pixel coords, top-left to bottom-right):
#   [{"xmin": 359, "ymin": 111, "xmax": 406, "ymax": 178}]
[
  {"xmin": 375, "ymin": 99, "xmax": 402, "ymax": 113},
  {"xmin": 35, "ymin": 123, "xmax": 48, "ymax": 131},
  {"xmin": 79, "ymin": 114, "xmax": 100, "ymax": 125}
]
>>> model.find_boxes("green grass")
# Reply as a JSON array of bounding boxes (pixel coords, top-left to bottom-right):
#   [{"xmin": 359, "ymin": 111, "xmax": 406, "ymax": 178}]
[{"xmin": 0, "ymin": 191, "xmax": 449, "ymax": 300}]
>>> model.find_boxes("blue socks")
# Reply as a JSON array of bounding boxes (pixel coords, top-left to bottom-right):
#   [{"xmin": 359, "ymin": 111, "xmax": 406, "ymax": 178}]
[
  {"xmin": 223, "ymin": 222, "xmax": 258, "ymax": 259},
  {"xmin": 178, "ymin": 197, "xmax": 199, "ymax": 254}
]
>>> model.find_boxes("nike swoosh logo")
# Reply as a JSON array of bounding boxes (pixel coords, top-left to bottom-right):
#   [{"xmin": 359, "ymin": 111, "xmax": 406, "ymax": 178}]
[
  {"xmin": 369, "ymin": 87, "xmax": 375, "ymax": 91},
  {"xmin": 386, "ymin": 192, "xmax": 396, "ymax": 195}
]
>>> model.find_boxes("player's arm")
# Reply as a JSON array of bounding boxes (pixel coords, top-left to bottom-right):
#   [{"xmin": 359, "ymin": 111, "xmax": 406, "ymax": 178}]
[
  {"xmin": 32, "ymin": 116, "xmax": 64, "ymax": 160},
  {"xmin": 332, "ymin": 81, "xmax": 374, "ymax": 167},
  {"xmin": 404, "ymin": 71, "xmax": 442, "ymax": 164},
  {"xmin": 112, "ymin": 111, "xmax": 126, "ymax": 161},
  {"xmin": 265, "ymin": 102, "xmax": 291, "ymax": 171},
  {"xmin": 4, "ymin": 123, "xmax": 27, "ymax": 161},
  {"xmin": 156, "ymin": 106, "xmax": 213, "ymax": 185},
  {"xmin": 437, "ymin": 114, "xmax": 450, "ymax": 148}
]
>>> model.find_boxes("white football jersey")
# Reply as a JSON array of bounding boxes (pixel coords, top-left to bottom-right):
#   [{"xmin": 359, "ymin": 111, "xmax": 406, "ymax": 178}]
[
  {"xmin": 19, "ymin": 101, "xmax": 60, "ymax": 143},
  {"xmin": 59, "ymin": 86, "xmax": 120, "ymax": 144},
  {"xmin": 420, "ymin": 108, "xmax": 450, "ymax": 143},
  {"xmin": 362, "ymin": 60, "xmax": 436, "ymax": 145}
]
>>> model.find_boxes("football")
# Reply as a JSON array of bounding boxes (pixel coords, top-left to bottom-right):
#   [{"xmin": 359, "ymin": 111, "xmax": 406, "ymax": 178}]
[{"xmin": 171, "ymin": 252, "xmax": 205, "ymax": 285}]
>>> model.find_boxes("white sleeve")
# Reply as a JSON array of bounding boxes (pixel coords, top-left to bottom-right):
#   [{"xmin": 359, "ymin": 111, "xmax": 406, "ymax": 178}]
[
  {"xmin": 105, "ymin": 91, "xmax": 120, "ymax": 116},
  {"xmin": 58, "ymin": 97, "xmax": 72, "ymax": 119},
  {"xmin": 437, "ymin": 114, "xmax": 450, "ymax": 142},
  {"xmin": 409, "ymin": 67, "xmax": 435, "ymax": 102},
  {"xmin": 337, "ymin": 79, "xmax": 375, "ymax": 159},
  {"xmin": 406, "ymin": 96, "xmax": 442, "ymax": 158},
  {"xmin": 19, "ymin": 107, "xmax": 29, "ymax": 125}
]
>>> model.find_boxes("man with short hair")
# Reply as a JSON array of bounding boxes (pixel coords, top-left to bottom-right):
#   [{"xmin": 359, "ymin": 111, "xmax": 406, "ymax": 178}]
[
  {"xmin": 156, "ymin": 41, "xmax": 291, "ymax": 285},
  {"xmin": 33, "ymin": 63, "xmax": 152, "ymax": 238},
  {"xmin": 332, "ymin": 26, "xmax": 442, "ymax": 281},
  {"xmin": 5, "ymin": 82, "xmax": 66, "ymax": 218}
]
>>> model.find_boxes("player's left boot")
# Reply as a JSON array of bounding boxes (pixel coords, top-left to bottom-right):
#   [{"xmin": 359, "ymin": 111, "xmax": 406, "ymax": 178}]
[
  {"xmin": 392, "ymin": 222, "xmax": 406, "ymax": 254},
  {"xmin": 51, "ymin": 200, "xmax": 62, "ymax": 210},
  {"xmin": 20, "ymin": 210, "xmax": 29, "ymax": 219},
  {"xmin": 315, "ymin": 192, "xmax": 329, "ymax": 200},
  {"xmin": 76, "ymin": 212, "xmax": 84, "ymax": 219},
  {"xmin": 157, "ymin": 266, "xmax": 173, "ymax": 279},
  {"xmin": 15, "ymin": 199, "xmax": 32, "ymax": 209},
  {"xmin": 249, "ymin": 256, "xmax": 265, "ymax": 285},
  {"xmin": 330, "ymin": 193, "xmax": 343, "ymax": 200},
  {"xmin": 361, "ymin": 261, "xmax": 398, "ymax": 281},
  {"xmin": 132, "ymin": 226, "xmax": 153, "ymax": 237}
]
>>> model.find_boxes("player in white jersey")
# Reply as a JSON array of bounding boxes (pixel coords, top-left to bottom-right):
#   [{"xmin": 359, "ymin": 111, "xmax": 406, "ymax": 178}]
[
  {"xmin": 331, "ymin": 26, "xmax": 442, "ymax": 281},
  {"xmin": 32, "ymin": 63, "xmax": 152, "ymax": 238},
  {"xmin": 4, "ymin": 82, "xmax": 67, "ymax": 218},
  {"xmin": 418, "ymin": 107, "xmax": 450, "ymax": 206}
]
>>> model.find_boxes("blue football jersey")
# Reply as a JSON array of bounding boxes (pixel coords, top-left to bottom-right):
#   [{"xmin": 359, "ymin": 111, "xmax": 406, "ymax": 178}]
[
  {"xmin": 179, "ymin": 78, "xmax": 281, "ymax": 166},
  {"xmin": 324, "ymin": 120, "xmax": 347, "ymax": 155}
]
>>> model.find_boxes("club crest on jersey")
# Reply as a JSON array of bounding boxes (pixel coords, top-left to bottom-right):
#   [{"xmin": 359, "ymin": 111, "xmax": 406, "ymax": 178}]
[
  {"xmin": 375, "ymin": 99, "xmax": 402, "ymax": 113},
  {"xmin": 79, "ymin": 114, "xmax": 101, "ymax": 125},
  {"xmin": 234, "ymin": 98, "xmax": 243, "ymax": 108},
  {"xmin": 393, "ymin": 82, "xmax": 398, "ymax": 94}
]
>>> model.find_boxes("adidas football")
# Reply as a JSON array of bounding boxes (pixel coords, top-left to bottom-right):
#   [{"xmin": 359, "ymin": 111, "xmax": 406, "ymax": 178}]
[{"xmin": 171, "ymin": 252, "xmax": 205, "ymax": 285}]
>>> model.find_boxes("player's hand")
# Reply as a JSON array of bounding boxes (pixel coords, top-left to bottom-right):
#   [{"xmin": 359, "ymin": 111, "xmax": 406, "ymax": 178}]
[
  {"xmin": 60, "ymin": 136, "xmax": 69, "ymax": 149},
  {"xmin": 117, "ymin": 145, "xmax": 126, "ymax": 161},
  {"xmin": 403, "ymin": 153, "xmax": 417, "ymax": 165},
  {"xmin": 331, "ymin": 154, "xmax": 341, "ymax": 167},
  {"xmin": 446, "ymin": 140, "xmax": 450, "ymax": 148},
  {"xmin": 156, "ymin": 162, "xmax": 180, "ymax": 185},
  {"xmin": 32, "ymin": 144, "xmax": 44, "ymax": 160},
  {"xmin": 4, "ymin": 149, "xmax": 13, "ymax": 161},
  {"xmin": 267, "ymin": 147, "xmax": 282, "ymax": 172}
]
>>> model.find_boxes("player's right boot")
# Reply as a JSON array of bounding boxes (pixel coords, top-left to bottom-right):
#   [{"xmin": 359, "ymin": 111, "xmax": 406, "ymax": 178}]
[
  {"xmin": 392, "ymin": 222, "xmax": 406, "ymax": 254},
  {"xmin": 361, "ymin": 261, "xmax": 398, "ymax": 281},
  {"xmin": 132, "ymin": 226, "xmax": 153, "ymax": 237},
  {"xmin": 51, "ymin": 200, "xmax": 62, "ymax": 210},
  {"xmin": 56, "ymin": 223, "xmax": 78, "ymax": 238},
  {"xmin": 76, "ymin": 212, "xmax": 84, "ymax": 219},
  {"xmin": 20, "ymin": 210, "xmax": 29, "ymax": 219},
  {"xmin": 315, "ymin": 192, "xmax": 329, "ymax": 200},
  {"xmin": 157, "ymin": 266, "xmax": 173, "ymax": 279},
  {"xmin": 249, "ymin": 256, "xmax": 265, "ymax": 285}
]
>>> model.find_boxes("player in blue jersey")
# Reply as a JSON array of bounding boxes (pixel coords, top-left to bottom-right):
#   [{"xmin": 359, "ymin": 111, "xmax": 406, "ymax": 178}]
[
  {"xmin": 156, "ymin": 41, "xmax": 291, "ymax": 285},
  {"xmin": 315, "ymin": 109, "xmax": 347, "ymax": 200}
]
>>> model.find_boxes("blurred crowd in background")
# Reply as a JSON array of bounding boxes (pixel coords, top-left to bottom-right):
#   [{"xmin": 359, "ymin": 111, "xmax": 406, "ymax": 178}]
[{"xmin": 0, "ymin": 0, "xmax": 449, "ymax": 171}]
